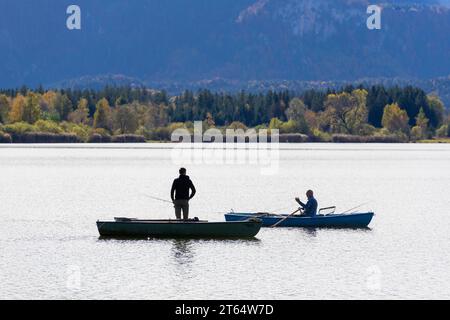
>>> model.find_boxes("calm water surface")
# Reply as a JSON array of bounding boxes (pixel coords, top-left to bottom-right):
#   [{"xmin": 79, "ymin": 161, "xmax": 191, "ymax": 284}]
[{"xmin": 0, "ymin": 143, "xmax": 449, "ymax": 299}]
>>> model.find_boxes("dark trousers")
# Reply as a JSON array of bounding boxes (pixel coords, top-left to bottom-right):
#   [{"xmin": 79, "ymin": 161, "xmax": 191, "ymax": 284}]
[{"xmin": 173, "ymin": 199, "xmax": 189, "ymax": 220}]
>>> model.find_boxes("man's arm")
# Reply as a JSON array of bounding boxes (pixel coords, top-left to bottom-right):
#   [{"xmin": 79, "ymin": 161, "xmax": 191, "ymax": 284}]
[
  {"xmin": 189, "ymin": 180, "xmax": 196, "ymax": 199},
  {"xmin": 295, "ymin": 197, "xmax": 306, "ymax": 208},
  {"xmin": 170, "ymin": 180, "xmax": 176, "ymax": 202}
]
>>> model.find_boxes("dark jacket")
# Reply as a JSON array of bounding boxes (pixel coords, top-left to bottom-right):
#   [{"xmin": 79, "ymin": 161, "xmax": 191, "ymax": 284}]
[
  {"xmin": 171, "ymin": 175, "xmax": 196, "ymax": 201},
  {"xmin": 298, "ymin": 197, "xmax": 318, "ymax": 217}
]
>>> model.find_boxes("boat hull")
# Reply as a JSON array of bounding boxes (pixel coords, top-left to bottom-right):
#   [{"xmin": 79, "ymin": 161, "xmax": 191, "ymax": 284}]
[
  {"xmin": 224, "ymin": 212, "xmax": 374, "ymax": 228},
  {"xmin": 97, "ymin": 219, "xmax": 262, "ymax": 239}
]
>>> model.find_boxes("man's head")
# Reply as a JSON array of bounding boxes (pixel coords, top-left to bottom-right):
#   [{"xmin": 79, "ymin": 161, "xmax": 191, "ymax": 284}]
[
  {"xmin": 306, "ymin": 190, "xmax": 314, "ymax": 199},
  {"xmin": 179, "ymin": 167, "xmax": 187, "ymax": 175}
]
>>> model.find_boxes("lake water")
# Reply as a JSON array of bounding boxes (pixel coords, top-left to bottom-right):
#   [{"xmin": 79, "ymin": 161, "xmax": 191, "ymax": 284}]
[{"xmin": 0, "ymin": 143, "xmax": 449, "ymax": 299}]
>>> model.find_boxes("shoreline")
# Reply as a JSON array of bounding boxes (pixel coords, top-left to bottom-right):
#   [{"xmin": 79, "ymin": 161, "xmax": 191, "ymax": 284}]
[
  {"xmin": 1, "ymin": 140, "xmax": 449, "ymax": 145},
  {"xmin": 1, "ymin": 131, "xmax": 450, "ymax": 144}
]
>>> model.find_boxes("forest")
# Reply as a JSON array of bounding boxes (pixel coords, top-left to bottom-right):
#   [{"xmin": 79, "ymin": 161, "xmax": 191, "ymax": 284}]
[{"xmin": 0, "ymin": 85, "xmax": 449, "ymax": 143}]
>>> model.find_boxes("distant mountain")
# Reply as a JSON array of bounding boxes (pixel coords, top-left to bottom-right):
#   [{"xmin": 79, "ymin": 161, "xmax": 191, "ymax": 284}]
[
  {"xmin": 0, "ymin": 0, "xmax": 450, "ymax": 89},
  {"xmin": 148, "ymin": 75, "xmax": 450, "ymax": 108},
  {"xmin": 49, "ymin": 74, "xmax": 146, "ymax": 90}
]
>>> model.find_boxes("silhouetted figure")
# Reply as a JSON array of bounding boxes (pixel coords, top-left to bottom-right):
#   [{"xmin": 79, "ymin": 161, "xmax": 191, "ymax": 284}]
[
  {"xmin": 295, "ymin": 190, "xmax": 318, "ymax": 217},
  {"xmin": 171, "ymin": 168, "xmax": 196, "ymax": 220}
]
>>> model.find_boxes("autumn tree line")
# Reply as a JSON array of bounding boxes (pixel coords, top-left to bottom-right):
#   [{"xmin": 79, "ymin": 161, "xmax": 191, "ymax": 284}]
[{"xmin": 0, "ymin": 85, "xmax": 449, "ymax": 143}]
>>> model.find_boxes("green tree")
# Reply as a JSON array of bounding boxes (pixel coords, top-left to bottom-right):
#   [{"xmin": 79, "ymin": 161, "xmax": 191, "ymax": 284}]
[
  {"xmin": 427, "ymin": 95, "xmax": 445, "ymax": 129},
  {"xmin": 0, "ymin": 94, "xmax": 10, "ymax": 124},
  {"xmin": 280, "ymin": 120, "xmax": 301, "ymax": 134},
  {"xmin": 285, "ymin": 98, "xmax": 309, "ymax": 133},
  {"xmin": 115, "ymin": 96, "xmax": 128, "ymax": 107},
  {"xmin": 22, "ymin": 92, "xmax": 41, "ymax": 124},
  {"xmin": 34, "ymin": 119, "xmax": 63, "ymax": 134},
  {"xmin": 416, "ymin": 108, "xmax": 429, "ymax": 131},
  {"xmin": 367, "ymin": 86, "xmax": 389, "ymax": 127},
  {"xmin": 54, "ymin": 93, "xmax": 73, "ymax": 121},
  {"xmin": 411, "ymin": 107, "xmax": 430, "ymax": 140},
  {"xmin": 435, "ymin": 124, "xmax": 448, "ymax": 137},
  {"xmin": 382, "ymin": 103, "xmax": 410, "ymax": 135},
  {"xmin": 269, "ymin": 117, "xmax": 283, "ymax": 130},
  {"xmin": 286, "ymin": 98, "xmax": 306, "ymax": 119},
  {"xmin": 93, "ymin": 98, "xmax": 112, "ymax": 130}
]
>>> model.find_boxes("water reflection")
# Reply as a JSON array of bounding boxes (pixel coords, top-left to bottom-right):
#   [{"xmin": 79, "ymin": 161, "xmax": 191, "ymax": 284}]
[
  {"xmin": 302, "ymin": 228, "xmax": 318, "ymax": 237},
  {"xmin": 287, "ymin": 226, "xmax": 373, "ymax": 240},
  {"xmin": 171, "ymin": 239, "xmax": 195, "ymax": 265},
  {"xmin": 169, "ymin": 238, "xmax": 261, "ymax": 267}
]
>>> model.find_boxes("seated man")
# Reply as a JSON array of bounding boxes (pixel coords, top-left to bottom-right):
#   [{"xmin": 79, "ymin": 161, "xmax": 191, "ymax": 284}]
[{"xmin": 295, "ymin": 190, "xmax": 318, "ymax": 217}]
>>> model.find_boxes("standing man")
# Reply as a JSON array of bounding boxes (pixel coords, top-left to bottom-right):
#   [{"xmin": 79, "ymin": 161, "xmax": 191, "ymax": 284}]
[
  {"xmin": 295, "ymin": 190, "xmax": 318, "ymax": 217},
  {"xmin": 171, "ymin": 168, "xmax": 196, "ymax": 220}
]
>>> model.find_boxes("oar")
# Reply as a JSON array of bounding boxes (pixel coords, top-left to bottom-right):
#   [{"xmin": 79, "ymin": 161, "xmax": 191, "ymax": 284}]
[
  {"xmin": 254, "ymin": 212, "xmax": 283, "ymax": 217},
  {"xmin": 270, "ymin": 208, "xmax": 300, "ymax": 228}
]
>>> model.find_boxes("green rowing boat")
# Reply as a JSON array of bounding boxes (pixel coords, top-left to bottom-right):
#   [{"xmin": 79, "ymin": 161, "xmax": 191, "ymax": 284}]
[{"xmin": 96, "ymin": 217, "xmax": 262, "ymax": 239}]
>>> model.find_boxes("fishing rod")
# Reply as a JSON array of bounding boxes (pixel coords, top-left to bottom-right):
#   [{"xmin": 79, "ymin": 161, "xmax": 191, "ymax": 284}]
[
  {"xmin": 341, "ymin": 202, "xmax": 370, "ymax": 214},
  {"xmin": 140, "ymin": 193, "xmax": 173, "ymax": 204},
  {"xmin": 140, "ymin": 193, "xmax": 228, "ymax": 214},
  {"xmin": 267, "ymin": 204, "xmax": 293, "ymax": 214}
]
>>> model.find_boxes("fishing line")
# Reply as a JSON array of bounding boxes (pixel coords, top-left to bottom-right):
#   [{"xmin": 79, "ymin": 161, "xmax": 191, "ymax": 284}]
[
  {"xmin": 139, "ymin": 193, "xmax": 227, "ymax": 215},
  {"xmin": 267, "ymin": 204, "xmax": 294, "ymax": 214},
  {"xmin": 139, "ymin": 193, "xmax": 173, "ymax": 204},
  {"xmin": 341, "ymin": 202, "xmax": 371, "ymax": 214}
]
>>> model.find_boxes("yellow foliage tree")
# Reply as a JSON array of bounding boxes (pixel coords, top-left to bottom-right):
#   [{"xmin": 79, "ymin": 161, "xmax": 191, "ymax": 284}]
[
  {"xmin": 93, "ymin": 98, "xmax": 112, "ymax": 130},
  {"xmin": 0, "ymin": 94, "xmax": 10, "ymax": 124},
  {"xmin": 382, "ymin": 103, "xmax": 410, "ymax": 135},
  {"xmin": 9, "ymin": 94, "xmax": 26, "ymax": 123},
  {"xmin": 69, "ymin": 98, "xmax": 90, "ymax": 124},
  {"xmin": 41, "ymin": 91, "xmax": 57, "ymax": 113},
  {"xmin": 324, "ymin": 89, "xmax": 368, "ymax": 135},
  {"xmin": 143, "ymin": 103, "xmax": 168, "ymax": 130},
  {"xmin": 228, "ymin": 121, "xmax": 248, "ymax": 131}
]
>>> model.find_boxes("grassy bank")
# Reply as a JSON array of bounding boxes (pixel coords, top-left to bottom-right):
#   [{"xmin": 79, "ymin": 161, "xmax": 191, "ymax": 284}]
[
  {"xmin": 2, "ymin": 129, "xmax": 447, "ymax": 144},
  {"xmin": 417, "ymin": 138, "xmax": 450, "ymax": 143}
]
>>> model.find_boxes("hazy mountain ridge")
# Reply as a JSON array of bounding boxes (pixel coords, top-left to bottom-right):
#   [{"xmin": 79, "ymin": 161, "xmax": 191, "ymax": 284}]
[
  {"xmin": 1, "ymin": 0, "xmax": 450, "ymax": 92},
  {"xmin": 231, "ymin": 0, "xmax": 450, "ymax": 80},
  {"xmin": 49, "ymin": 73, "xmax": 450, "ymax": 108}
]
